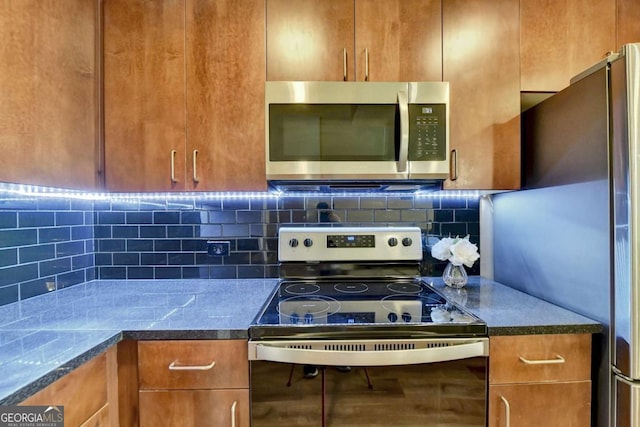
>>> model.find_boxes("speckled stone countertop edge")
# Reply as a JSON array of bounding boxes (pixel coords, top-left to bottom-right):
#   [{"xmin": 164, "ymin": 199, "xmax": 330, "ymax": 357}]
[
  {"xmin": 488, "ymin": 324, "xmax": 603, "ymax": 336},
  {"xmin": 122, "ymin": 329, "xmax": 250, "ymax": 340},
  {"xmin": 0, "ymin": 331, "xmax": 122, "ymax": 406}
]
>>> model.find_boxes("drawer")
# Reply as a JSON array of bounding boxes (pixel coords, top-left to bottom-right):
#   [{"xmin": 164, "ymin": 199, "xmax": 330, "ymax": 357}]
[
  {"xmin": 138, "ymin": 340, "xmax": 248, "ymax": 390},
  {"xmin": 489, "ymin": 334, "xmax": 591, "ymax": 384}
]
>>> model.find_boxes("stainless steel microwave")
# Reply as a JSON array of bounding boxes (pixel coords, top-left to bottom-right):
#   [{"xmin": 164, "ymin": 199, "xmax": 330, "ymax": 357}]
[{"xmin": 265, "ymin": 81, "xmax": 450, "ymax": 192}]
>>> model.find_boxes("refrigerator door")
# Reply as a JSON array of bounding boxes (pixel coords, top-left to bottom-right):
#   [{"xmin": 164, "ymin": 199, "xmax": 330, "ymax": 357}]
[
  {"xmin": 612, "ymin": 43, "xmax": 640, "ymax": 380},
  {"xmin": 615, "ymin": 375, "xmax": 640, "ymax": 426}
]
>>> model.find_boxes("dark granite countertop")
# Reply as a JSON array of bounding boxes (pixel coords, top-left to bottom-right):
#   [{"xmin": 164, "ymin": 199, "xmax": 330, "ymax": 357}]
[
  {"xmin": 427, "ymin": 277, "xmax": 603, "ymax": 336},
  {"xmin": 0, "ymin": 277, "xmax": 602, "ymax": 405}
]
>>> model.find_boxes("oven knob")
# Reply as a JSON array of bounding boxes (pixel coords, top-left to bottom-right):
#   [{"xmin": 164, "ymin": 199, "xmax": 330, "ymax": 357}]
[
  {"xmin": 402, "ymin": 312, "xmax": 412, "ymax": 322},
  {"xmin": 387, "ymin": 237, "xmax": 398, "ymax": 247},
  {"xmin": 387, "ymin": 312, "xmax": 398, "ymax": 323},
  {"xmin": 402, "ymin": 237, "xmax": 413, "ymax": 247},
  {"xmin": 304, "ymin": 313, "xmax": 314, "ymax": 323},
  {"xmin": 303, "ymin": 238, "xmax": 313, "ymax": 247},
  {"xmin": 290, "ymin": 313, "xmax": 300, "ymax": 324},
  {"xmin": 289, "ymin": 238, "xmax": 299, "ymax": 248}
]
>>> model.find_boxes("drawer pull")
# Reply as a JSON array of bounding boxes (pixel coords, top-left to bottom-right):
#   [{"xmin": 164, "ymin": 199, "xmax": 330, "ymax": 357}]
[
  {"xmin": 168, "ymin": 360, "xmax": 216, "ymax": 371},
  {"xmin": 500, "ymin": 395, "xmax": 511, "ymax": 427},
  {"xmin": 518, "ymin": 354, "xmax": 565, "ymax": 365},
  {"xmin": 231, "ymin": 400, "xmax": 237, "ymax": 427}
]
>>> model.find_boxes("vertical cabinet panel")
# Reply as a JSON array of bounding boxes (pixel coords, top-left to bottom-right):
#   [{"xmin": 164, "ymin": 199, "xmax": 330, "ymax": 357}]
[
  {"xmin": 443, "ymin": 0, "xmax": 520, "ymax": 190},
  {"xmin": 0, "ymin": 0, "xmax": 98, "ymax": 190},
  {"xmin": 354, "ymin": 0, "xmax": 442, "ymax": 82},
  {"xmin": 520, "ymin": 0, "xmax": 616, "ymax": 92},
  {"xmin": 266, "ymin": 0, "xmax": 355, "ymax": 81},
  {"xmin": 186, "ymin": 0, "xmax": 266, "ymax": 191},
  {"xmin": 104, "ymin": 0, "xmax": 187, "ymax": 192}
]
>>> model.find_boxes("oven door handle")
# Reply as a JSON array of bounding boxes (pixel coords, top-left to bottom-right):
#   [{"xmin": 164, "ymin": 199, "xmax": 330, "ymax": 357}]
[{"xmin": 250, "ymin": 339, "xmax": 488, "ymax": 366}]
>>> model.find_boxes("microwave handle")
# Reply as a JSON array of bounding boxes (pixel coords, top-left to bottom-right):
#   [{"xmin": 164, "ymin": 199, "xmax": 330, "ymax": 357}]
[{"xmin": 397, "ymin": 91, "xmax": 409, "ymax": 173}]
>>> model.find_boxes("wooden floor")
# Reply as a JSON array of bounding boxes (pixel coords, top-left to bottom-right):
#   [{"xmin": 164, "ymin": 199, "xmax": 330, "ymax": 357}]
[{"xmin": 251, "ymin": 358, "xmax": 487, "ymax": 426}]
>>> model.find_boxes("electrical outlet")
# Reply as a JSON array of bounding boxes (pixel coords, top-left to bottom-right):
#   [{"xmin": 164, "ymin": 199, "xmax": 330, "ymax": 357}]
[{"xmin": 207, "ymin": 241, "xmax": 230, "ymax": 257}]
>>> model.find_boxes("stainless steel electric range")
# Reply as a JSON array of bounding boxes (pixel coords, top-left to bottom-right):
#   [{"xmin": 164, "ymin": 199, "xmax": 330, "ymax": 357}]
[{"xmin": 248, "ymin": 226, "xmax": 488, "ymax": 427}]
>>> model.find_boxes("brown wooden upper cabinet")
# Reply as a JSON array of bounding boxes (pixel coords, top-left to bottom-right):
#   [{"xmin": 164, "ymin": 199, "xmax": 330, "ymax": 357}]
[
  {"xmin": 520, "ymin": 0, "xmax": 616, "ymax": 93},
  {"xmin": 266, "ymin": 0, "xmax": 442, "ymax": 82},
  {"xmin": 443, "ymin": 0, "xmax": 521, "ymax": 190},
  {"xmin": 104, "ymin": 0, "xmax": 266, "ymax": 192},
  {"xmin": 617, "ymin": 0, "xmax": 640, "ymax": 48},
  {"xmin": 0, "ymin": 0, "xmax": 99, "ymax": 190}
]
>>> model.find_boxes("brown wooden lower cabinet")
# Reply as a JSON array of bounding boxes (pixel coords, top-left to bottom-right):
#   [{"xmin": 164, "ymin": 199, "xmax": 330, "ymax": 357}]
[
  {"xmin": 21, "ymin": 346, "xmax": 118, "ymax": 427},
  {"xmin": 488, "ymin": 334, "xmax": 592, "ymax": 427},
  {"xmin": 488, "ymin": 381, "xmax": 591, "ymax": 427},
  {"xmin": 139, "ymin": 389, "xmax": 249, "ymax": 427},
  {"xmin": 137, "ymin": 339, "xmax": 250, "ymax": 427}
]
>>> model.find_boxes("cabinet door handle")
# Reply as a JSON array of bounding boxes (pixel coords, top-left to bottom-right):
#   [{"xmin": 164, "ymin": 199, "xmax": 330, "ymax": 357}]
[
  {"xmin": 449, "ymin": 149, "xmax": 458, "ymax": 181},
  {"xmin": 170, "ymin": 150, "xmax": 178, "ymax": 183},
  {"xmin": 518, "ymin": 354, "xmax": 566, "ymax": 365},
  {"xmin": 167, "ymin": 360, "xmax": 216, "ymax": 371},
  {"xmin": 500, "ymin": 395, "xmax": 511, "ymax": 427},
  {"xmin": 364, "ymin": 48, "xmax": 369, "ymax": 81},
  {"xmin": 230, "ymin": 400, "xmax": 238, "ymax": 427},
  {"xmin": 343, "ymin": 48, "xmax": 348, "ymax": 81},
  {"xmin": 192, "ymin": 149, "xmax": 200, "ymax": 183}
]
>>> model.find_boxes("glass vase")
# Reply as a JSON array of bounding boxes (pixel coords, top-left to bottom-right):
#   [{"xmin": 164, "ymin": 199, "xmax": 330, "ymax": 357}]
[{"xmin": 442, "ymin": 262, "xmax": 468, "ymax": 289}]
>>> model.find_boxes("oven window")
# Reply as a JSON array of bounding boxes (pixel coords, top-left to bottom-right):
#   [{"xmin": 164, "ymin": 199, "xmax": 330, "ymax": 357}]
[
  {"xmin": 268, "ymin": 104, "xmax": 399, "ymax": 161},
  {"xmin": 250, "ymin": 357, "xmax": 487, "ymax": 426}
]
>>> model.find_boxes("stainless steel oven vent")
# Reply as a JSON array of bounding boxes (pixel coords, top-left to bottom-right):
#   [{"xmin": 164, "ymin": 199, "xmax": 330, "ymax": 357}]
[
  {"xmin": 324, "ymin": 344, "xmax": 367, "ymax": 351},
  {"xmin": 374, "ymin": 343, "xmax": 417, "ymax": 351},
  {"xmin": 287, "ymin": 344, "xmax": 313, "ymax": 350}
]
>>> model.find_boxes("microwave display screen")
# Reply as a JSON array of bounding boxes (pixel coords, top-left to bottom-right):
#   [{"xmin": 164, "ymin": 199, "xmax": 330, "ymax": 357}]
[
  {"xmin": 269, "ymin": 104, "xmax": 398, "ymax": 161},
  {"xmin": 408, "ymin": 104, "xmax": 447, "ymax": 161}
]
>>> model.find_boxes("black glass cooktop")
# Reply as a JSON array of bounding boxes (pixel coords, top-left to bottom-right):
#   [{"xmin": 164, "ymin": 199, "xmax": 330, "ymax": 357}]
[{"xmin": 250, "ymin": 279, "xmax": 487, "ymax": 340}]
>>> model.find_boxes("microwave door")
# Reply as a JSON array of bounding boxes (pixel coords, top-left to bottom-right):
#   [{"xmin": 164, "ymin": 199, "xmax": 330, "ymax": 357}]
[{"xmin": 266, "ymin": 81, "xmax": 410, "ymax": 181}]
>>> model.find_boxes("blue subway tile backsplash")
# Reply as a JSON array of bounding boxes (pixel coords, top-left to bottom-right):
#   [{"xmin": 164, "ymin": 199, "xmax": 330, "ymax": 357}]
[{"xmin": 0, "ymin": 189, "xmax": 480, "ymax": 307}]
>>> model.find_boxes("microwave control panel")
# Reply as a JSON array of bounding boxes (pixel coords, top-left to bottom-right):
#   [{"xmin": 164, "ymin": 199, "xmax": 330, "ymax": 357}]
[{"xmin": 408, "ymin": 104, "xmax": 446, "ymax": 161}]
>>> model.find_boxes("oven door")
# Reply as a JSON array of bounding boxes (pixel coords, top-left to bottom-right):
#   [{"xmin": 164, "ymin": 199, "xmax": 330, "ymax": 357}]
[{"xmin": 248, "ymin": 338, "xmax": 488, "ymax": 426}]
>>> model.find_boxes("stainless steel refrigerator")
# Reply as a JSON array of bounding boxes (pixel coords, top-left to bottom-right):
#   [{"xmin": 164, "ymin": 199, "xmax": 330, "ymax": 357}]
[{"xmin": 490, "ymin": 43, "xmax": 640, "ymax": 426}]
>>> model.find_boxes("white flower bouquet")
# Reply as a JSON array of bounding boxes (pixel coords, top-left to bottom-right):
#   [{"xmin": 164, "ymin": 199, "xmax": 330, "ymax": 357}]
[{"xmin": 430, "ymin": 235, "xmax": 480, "ymax": 268}]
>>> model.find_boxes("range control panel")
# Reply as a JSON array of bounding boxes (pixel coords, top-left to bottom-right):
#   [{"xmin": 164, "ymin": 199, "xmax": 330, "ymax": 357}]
[{"xmin": 278, "ymin": 226, "xmax": 423, "ymax": 262}]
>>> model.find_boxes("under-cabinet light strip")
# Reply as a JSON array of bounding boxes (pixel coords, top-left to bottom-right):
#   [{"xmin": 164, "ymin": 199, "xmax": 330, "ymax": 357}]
[{"xmin": 0, "ymin": 182, "xmax": 480, "ymax": 201}]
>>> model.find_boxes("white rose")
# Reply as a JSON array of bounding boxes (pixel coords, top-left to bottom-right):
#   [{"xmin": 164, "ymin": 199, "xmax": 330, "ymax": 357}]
[
  {"xmin": 449, "ymin": 238, "xmax": 480, "ymax": 268},
  {"xmin": 430, "ymin": 237, "xmax": 455, "ymax": 261}
]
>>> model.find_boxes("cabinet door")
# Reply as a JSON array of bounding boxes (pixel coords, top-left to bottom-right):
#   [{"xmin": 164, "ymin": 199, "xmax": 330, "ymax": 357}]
[
  {"xmin": 266, "ymin": 0, "xmax": 354, "ymax": 81},
  {"xmin": 488, "ymin": 382, "xmax": 591, "ymax": 427},
  {"xmin": 104, "ymin": 0, "xmax": 187, "ymax": 191},
  {"xmin": 0, "ymin": 0, "xmax": 98, "ymax": 190},
  {"xmin": 521, "ymin": 0, "xmax": 616, "ymax": 92},
  {"xmin": 355, "ymin": 0, "xmax": 442, "ymax": 82},
  {"xmin": 21, "ymin": 348, "xmax": 116, "ymax": 427},
  {"xmin": 186, "ymin": 0, "xmax": 266, "ymax": 191},
  {"xmin": 443, "ymin": 0, "xmax": 520, "ymax": 190},
  {"xmin": 617, "ymin": 0, "xmax": 640, "ymax": 48},
  {"xmin": 139, "ymin": 389, "xmax": 249, "ymax": 427}
]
